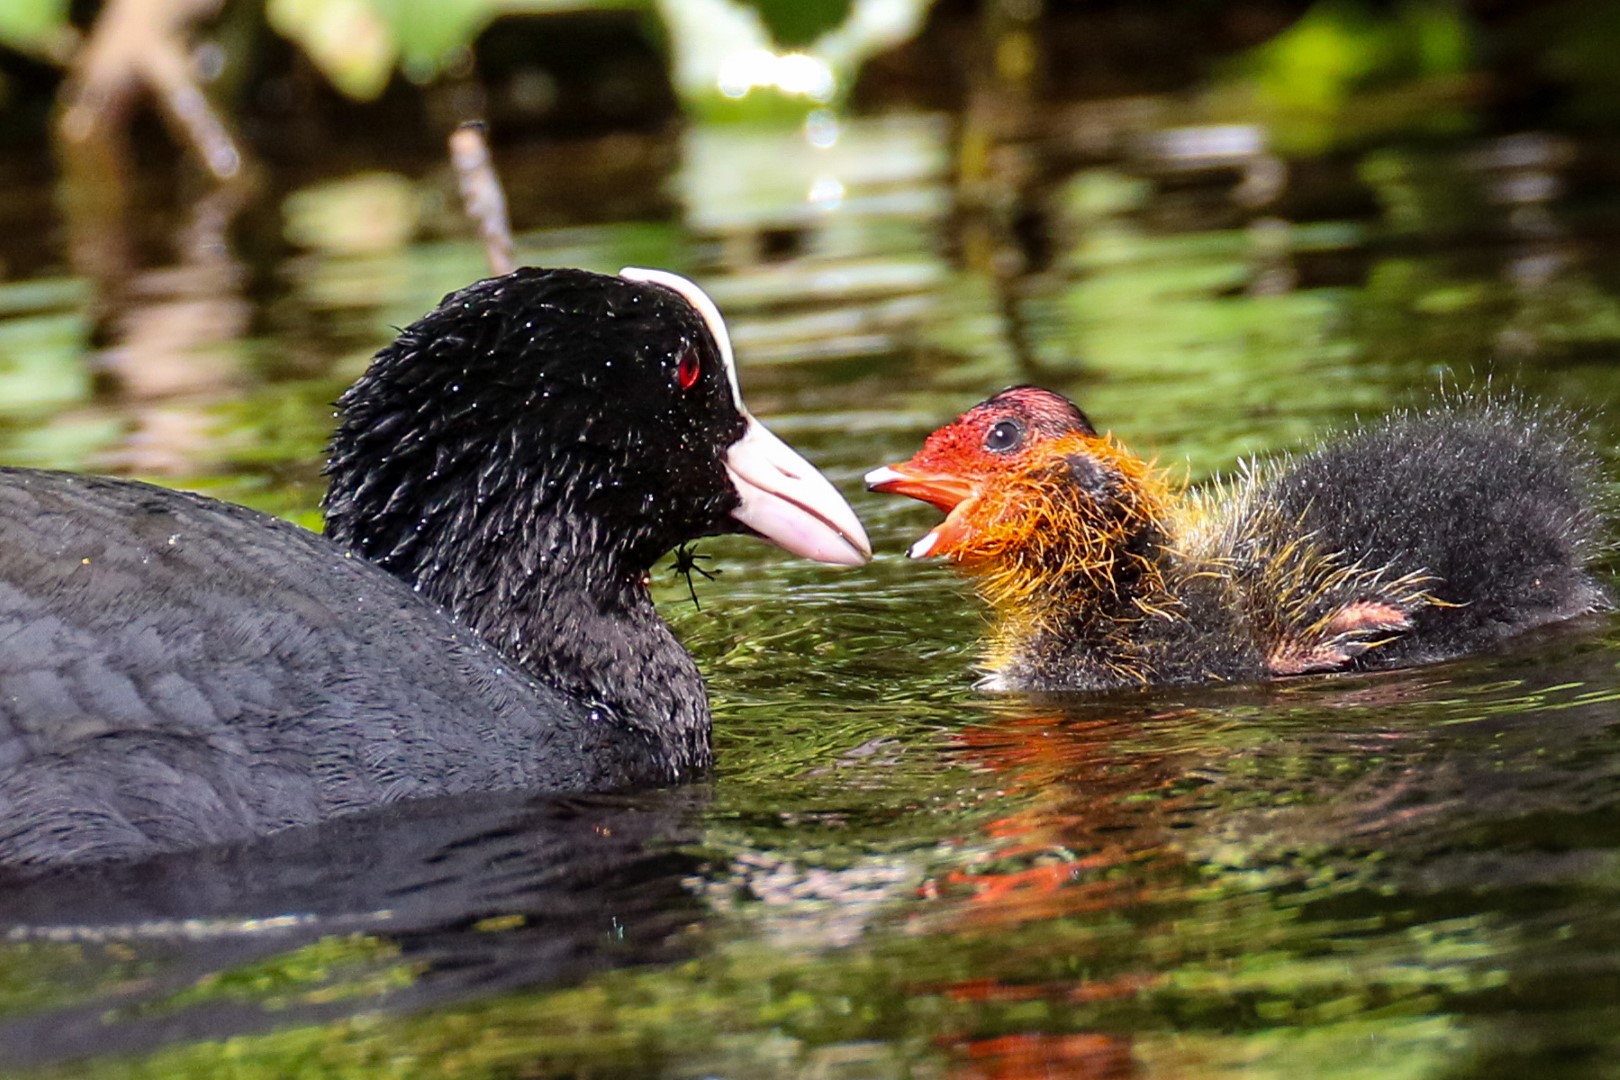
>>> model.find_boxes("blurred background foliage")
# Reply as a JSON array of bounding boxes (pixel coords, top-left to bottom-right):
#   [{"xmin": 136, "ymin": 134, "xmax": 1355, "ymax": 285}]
[
  {"xmin": 1, "ymin": 0, "xmax": 1618, "ymax": 494},
  {"xmin": 0, "ymin": 0, "xmax": 908, "ymax": 114},
  {"xmin": 0, "ymin": 1, "xmax": 1618, "ymax": 136}
]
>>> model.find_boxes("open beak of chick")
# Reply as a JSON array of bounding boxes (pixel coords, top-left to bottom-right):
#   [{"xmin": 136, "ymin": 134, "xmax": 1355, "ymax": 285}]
[{"xmin": 864, "ymin": 462, "xmax": 982, "ymax": 560}]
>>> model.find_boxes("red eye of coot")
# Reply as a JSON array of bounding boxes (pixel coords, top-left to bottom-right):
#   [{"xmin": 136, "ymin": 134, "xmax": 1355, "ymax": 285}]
[{"xmin": 677, "ymin": 348, "xmax": 701, "ymax": 390}]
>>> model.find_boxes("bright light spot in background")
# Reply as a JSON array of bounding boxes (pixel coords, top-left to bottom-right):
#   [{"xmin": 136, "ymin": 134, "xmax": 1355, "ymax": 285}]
[
  {"xmin": 716, "ymin": 48, "xmax": 768, "ymax": 98},
  {"xmin": 658, "ymin": 0, "xmax": 930, "ymax": 106},
  {"xmin": 717, "ymin": 48, "xmax": 838, "ymax": 101},
  {"xmin": 805, "ymin": 109, "xmax": 841, "ymax": 148},
  {"xmin": 777, "ymin": 53, "xmax": 837, "ymax": 100},
  {"xmin": 807, "ymin": 176, "xmax": 845, "ymax": 211}
]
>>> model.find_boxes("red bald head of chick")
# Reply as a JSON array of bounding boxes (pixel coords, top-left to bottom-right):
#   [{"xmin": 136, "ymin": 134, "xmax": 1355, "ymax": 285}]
[{"xmin": 866, "ymin": 387, "xmax": 1180, "ymax": 637}]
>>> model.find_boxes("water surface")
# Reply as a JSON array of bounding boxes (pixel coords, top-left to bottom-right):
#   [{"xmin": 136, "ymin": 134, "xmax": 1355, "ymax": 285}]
[{"xmin": 3, "ymin": 103, "xmax": 1620, "ymax": 1079}]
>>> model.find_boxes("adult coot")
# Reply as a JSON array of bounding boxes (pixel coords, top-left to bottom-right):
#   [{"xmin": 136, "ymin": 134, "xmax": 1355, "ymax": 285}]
[
  {"xmin": 867, "ymin": 386, "xmax": 1610, "ymax": 690},
  {"xmin": 0, "ymin": 267, "xmax": 870, "ymax": 868}
]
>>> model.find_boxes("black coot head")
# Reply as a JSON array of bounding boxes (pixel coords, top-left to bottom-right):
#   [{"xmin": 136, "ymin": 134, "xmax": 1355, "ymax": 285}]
[{"xmin": 324, "ymin": 267, "xmax": 869, "ymax": 591}]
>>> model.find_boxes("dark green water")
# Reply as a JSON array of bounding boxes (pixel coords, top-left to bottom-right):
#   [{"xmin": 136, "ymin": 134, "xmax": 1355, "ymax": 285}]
[{"xmin": 3, "ymin": 110, "xmax": 1620, "ymax": 1079}]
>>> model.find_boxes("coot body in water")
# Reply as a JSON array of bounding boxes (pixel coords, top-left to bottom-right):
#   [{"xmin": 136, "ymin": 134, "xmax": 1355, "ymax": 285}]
[
  {"xmin": 0, "ymin": 267, "xmax": 869, "ymax": 868},
  {"xmin": 868, "ymin": 387, "xmax": 1609, "ymax": 690}
]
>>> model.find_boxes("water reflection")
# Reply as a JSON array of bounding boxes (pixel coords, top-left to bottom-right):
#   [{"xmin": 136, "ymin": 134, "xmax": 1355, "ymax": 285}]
[
  {"xmin": 875, "ymin": 626, "xmax": 1620, "ymax": 1078},
  {"xmin": 0, "ymin": 789, "xmax": 710, "ymax": 1069},
  {"xmin": 84, "ymin": 183, "xmax": 254, "ymax": 475},
  {"xmin": 2, "ymin": 31, "xmax": 1620, "ymax": 1074}
]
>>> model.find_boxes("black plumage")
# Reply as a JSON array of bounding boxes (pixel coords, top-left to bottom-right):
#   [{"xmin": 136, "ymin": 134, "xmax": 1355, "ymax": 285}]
[
  {"xmin": 870, "ymin": 389, "xmax": 1611, "ymax": 691},
  {"xmin": 1234, "ymin": 403, "xmax": 1611, "ymax": 670},
  {"xmin": 0, "ymin": 267, "xmax": 867, "ymax": 869}
]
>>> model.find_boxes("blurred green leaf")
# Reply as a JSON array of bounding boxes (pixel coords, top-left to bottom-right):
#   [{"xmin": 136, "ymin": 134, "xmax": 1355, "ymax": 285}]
[
  {"xmin": 266, "ymin": 0, "xmax": 399, "ymax": 99},
  {"xmin": 740, "ymin": 0, "xmax": 853, "ymax": 49},
  {"xmin": 267, "ymin": 0, "xmax": 644, "ymax": 100},
  {"xmin": 0, "ymin": 0, "xmax": 69, "ymax": 55},
  {"xmin": 1215, "ymin": 0, "xmax": 1475, "ymax": 153}
]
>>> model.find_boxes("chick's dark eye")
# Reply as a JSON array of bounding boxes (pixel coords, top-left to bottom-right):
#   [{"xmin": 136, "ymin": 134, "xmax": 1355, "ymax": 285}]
[
  {"xmin": 984, "ymin": 417, "xmax": 1025, "ymax": 454},
  {"xmin": 677, "ymin": 347, "xmax": 701, "ymax": 390}
]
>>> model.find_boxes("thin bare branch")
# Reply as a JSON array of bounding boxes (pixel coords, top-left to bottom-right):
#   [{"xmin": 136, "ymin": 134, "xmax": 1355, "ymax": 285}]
[
  {"xmin": 450, "ymin": 122, "xmax": 517, "ymax": 276},
  {"xmin": 57, "ymin": 0, "xmax": 242, "ymax": 182}
]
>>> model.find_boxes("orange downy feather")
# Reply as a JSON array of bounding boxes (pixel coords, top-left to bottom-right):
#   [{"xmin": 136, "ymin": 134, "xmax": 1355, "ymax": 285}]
[{"xmin": 944, "ymin": 433, "xmax": 1182, "ymax": 681}]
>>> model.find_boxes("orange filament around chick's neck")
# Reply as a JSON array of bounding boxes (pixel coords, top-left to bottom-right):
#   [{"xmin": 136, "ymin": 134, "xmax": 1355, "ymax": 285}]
[{"xmin": 945, "ymin": 431, "xmax": 1185, "ymax": 674}]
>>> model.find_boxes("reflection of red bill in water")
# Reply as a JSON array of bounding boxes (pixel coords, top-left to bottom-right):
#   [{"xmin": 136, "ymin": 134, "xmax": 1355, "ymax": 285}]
[{"xmin": 939, "ymin": 1031, "xmax": 1138, "ymax": 1080}]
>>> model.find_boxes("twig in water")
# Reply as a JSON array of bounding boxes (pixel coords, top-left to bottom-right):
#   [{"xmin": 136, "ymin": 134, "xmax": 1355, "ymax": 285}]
[{"xmin": 449, "ymin": 121, "xmax": 516, "ymax": 275}]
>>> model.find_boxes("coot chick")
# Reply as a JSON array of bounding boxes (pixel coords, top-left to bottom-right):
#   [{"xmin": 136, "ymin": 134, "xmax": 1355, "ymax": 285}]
[
  {"xmin": 0, "ymin": 267, "xmax": 870, "ymax": 868},
  {"xmin": 867, "ymin": 387, "xmax": 1610, "ymax": 690}
]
